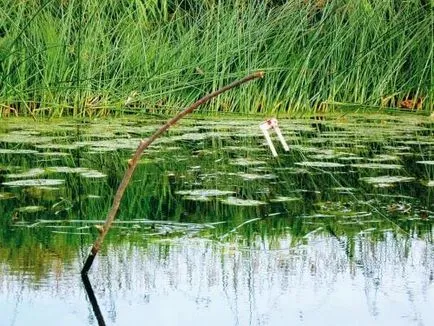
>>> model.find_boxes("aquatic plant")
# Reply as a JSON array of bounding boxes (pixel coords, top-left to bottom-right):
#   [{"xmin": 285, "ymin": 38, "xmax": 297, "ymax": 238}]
[{"xmin": 0, "ymin": 0, "xmax": 431, "ymax": 117}]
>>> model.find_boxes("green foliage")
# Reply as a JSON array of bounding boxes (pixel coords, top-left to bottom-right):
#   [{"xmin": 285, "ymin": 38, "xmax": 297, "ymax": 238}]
[
  {"xmin": 0, "ymin": 113, "xmax": 432, "ymax": 278},
  {"xmin": 0, "ymin": 0, "xmax": 432, "ymax": 116}
]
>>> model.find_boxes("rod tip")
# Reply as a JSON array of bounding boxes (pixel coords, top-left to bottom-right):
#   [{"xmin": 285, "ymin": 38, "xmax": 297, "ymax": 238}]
[{"xmin": 255, "ymin": 71, "xmax": 265, "ymax": 78}]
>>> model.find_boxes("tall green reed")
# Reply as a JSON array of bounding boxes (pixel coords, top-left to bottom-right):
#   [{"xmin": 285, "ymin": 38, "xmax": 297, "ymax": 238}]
[{"xmin": 0, "ymin": 0, "xmax": 431, "ymax": 117}]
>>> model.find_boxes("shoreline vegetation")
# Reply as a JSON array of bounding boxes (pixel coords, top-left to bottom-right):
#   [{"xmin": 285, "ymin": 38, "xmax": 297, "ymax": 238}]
[{"xmin": 0, "ymin": 0, "xmax": 432, "ymax": 118}]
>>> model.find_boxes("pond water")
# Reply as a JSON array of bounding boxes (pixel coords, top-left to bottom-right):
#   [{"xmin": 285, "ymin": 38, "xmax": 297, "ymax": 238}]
[{"xmin": 0, "ymin": 113, "xmax": 433, "ymax": 325}]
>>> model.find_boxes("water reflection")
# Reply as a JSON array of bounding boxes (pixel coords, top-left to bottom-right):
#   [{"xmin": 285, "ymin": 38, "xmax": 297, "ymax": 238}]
[
  {"xmin": 82, "ymin": 274, "xmax": 106, "ymax": 326},
  {"xmin": 0, "ymin": 114, "xmax": 433, "ymax": 325},
  {"xmin": 1, "ymin": 233, "xmax": 433, "ymax": 325}
]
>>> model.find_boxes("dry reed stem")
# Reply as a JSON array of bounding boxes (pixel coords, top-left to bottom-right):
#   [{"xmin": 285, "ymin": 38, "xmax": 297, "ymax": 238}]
[{"xmin": 81, "ymin": 71, "xmax": 264, "ymax": 274}]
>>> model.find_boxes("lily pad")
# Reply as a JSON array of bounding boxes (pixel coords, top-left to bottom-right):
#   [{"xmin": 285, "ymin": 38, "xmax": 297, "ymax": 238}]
[
  {"xmin": 236, "ymin": 173, "xmax": 277, "ymax": 181},
  {"xmin": 37, "ymin": 152, "xmax": 71, "ymax": 157},
  {"xmin": 360, "ymin": 176, "xmax": 415, "ymax": 185},
  {"xmin": 0, "ymin": 134, "xmax": 56, "ymax": 144},
  {"xmin": 47, "ymin": 166, "xmax": 90, "ymax": 173},
  {"xmin": 269, "ymin": 196, "xmax": 302, "ymax": 203},
  {"xmin": 291, "ymin": 145, "xmax": 322, "ymax": 153},
  {"xmin": 416, "ymin": 161, "xmax": 434, "ymax": 165},
  {"xmin": 275, "ymin": 167, "xmax": 310, "ymax": 174},
  {"xmin": 165, "ymin": 132, "xmax": 231, "ymax": 142},
  {"xmin": 16, "ymin": 205, "xmax": 46, "ymax": 213},
  {"xmin": 75, "ymin": 138, "xmax": 140, "ymax": 151},
  {"xmin": 295, "ymin": 161, "xmax": 345, "ymax": 168},
  {"xmin": 0, "ymin": 149, "xmax": 39, "ymax": 154},
  {"xmin": 182, "ymin": 195, "xmax": 212, "ymax": 202},
  {"xmin": 369, "ymin": 155, "xmax": 400, "ymax": 162},
  {"xmin": 2, "ymin": 179, "xmax": 65, "ymax": 187},
  {"xmin": 330, "ymin": 187, "xmax": 355, "ymax": 194},
  {"xmin": 6, "ymin": 168, "xmax": 46, "ymax": 179},
  {"xmin": 220, "ymin": 197, "xmax": 266, "ymax": 206},
  {"xmin": 86, "ymin": 195, "xmax": 102, "ymax": 199},
  {"xmin": 230, "ymin": 158, "xmax": 267, "ymax": 166},
  {"xmin": 383, "ymin": 146, "xmax": 411, "ymax": 151},
  {"xmin": 35, "ymin": 144, "xmax": 81, "ymax": 150},
  {"xmin": 350, "ymin": 163, "xmax": 402, "ymax": 169},
  {"xmin": 309, "ymin": 154, "xmax": 340, "ymax": 160},
  {"xmin": 80, "ymin": 171, "xmax": 107, "ymax": 178},
  {"xmin": 176, "ymin": 189, "xmax": 235, "ymax": 197},
  {"xmin": 168, "ymin": 133, "xmax": 208, "ymax": 141},
  {"xmin": 87, "ymin": 148, "xmax": 117, "ymax": 153}
]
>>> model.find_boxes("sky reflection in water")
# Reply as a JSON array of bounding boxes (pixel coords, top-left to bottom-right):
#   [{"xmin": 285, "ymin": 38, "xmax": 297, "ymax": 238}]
[{"xmin": 1, "ymin": 236, "xmax": 433, "ymax": 326}]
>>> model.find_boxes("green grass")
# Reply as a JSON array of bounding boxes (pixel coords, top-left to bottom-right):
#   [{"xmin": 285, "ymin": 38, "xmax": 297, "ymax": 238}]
[{"xmin": 0, "ymin": 0, "xmax": 432, "ymax": 117}]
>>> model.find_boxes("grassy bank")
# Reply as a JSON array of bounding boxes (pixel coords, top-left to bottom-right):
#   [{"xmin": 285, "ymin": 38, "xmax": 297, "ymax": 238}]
[{"xmin": 0, "ymin": 0, "xmax": 432, "ymax": 117}]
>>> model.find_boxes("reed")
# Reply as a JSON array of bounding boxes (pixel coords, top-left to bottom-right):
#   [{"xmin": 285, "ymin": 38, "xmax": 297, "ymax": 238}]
[{"xmin": 0, "ymin": 0, "xmax": 431, "ymax": 116}]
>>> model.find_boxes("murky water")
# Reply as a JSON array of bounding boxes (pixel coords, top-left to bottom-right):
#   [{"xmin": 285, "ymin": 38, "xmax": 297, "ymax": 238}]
[{"xmin": 0, "ymin": 114, "xmax": 433, "ymax": 325}]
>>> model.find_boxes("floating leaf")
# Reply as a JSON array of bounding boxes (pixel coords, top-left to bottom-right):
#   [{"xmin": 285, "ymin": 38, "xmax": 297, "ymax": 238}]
[
  {"xmin": 360, "ymin": 176, "xmax": 415, "ymax": 185},
  {"xmin": 330, "ymin": 187, "xmax": 355, "ymax": 194},
  {"xmin": 75, "ymin": 138, "xmax": 140, "ymax": 151},
  {"xmin": 384, "ymin": 145, "xmax": 411, "ymax": 151},
  {"xmin": 47, "ymin": 166, "xmax": 90, "ymax": 173},
  {"xmin": 2, "ymin": 179, "xmax": 65, "ymax": 187},
  {"xmin": 269, "ymin": 196, "xmax": 302, "ymax": 203},
  {"xmin": 37, "ymin": 152, "xmax": 71, "ymax": 157},
  {"xmin": 176, "ymin": 189, "xmax": 235, "ymax": 197},
  {"xmin": 230, "ymin": 158, "xmax": 267, "ymax": 166},
  {"xmin": 0, "ymin": 134, "xmax": 56, "ymax": 144},
  {"xmin": 275, "ymin": 167, "xmax": 310, "ymax": 174},
  {"xmin": 80, "ymin": 170, "xmax": 107, "ymax": 178},
  {"xmin": 309, "ymin": 154, "xmax": 340, "ymax": 160},
  {"xmin": 182, "ymin": 195, "xmax": 212, "ymax": 202},
  {"xmin": 16, "ymin": 205, "xmax": 46, "ymax": 213},
  {"xmin": 35, "ymin": 144, "xmax": 81, "ymax": 150},
  {"xmin": 291, "ymin": 145, "xmax": 322, "ymax": 153},
  {"xmin": 369, "ymin": 154, "xmax": 400, "ymax": 162},
  {"xmin": 0, "ymin": 149, "xmax": 38, "ymax": 154},
  {"xmin": 236, "ymin": 173, "xmax": 277, "ymax": 181},
  {"xmin": 86, "ymin": 195, "xmax": 102, "ymax": 199},
  {"xmin": 295, "ymin": 161, "xmax": 345, "ymax": 168},
  {"xmin": 6, "ymin": 168, "xmax": 45, "ymax": 178},
  {"xmin": 416, "ymin": 161, "xmax": 434, "ymax": 165},
  {"xmin": 351, "ymin": 163, "xmax": 402, "ymax": 169},
  {"xmin": 220, "ymin": 197, "xmax": 266, "ymax": 206}
]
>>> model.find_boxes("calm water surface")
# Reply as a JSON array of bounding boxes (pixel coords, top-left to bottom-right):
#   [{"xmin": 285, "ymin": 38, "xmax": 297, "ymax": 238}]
[{"xmin": 0, "ymin": 113, "xmax": 433, "ymax": 325}]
